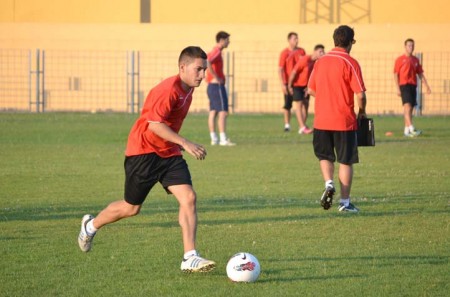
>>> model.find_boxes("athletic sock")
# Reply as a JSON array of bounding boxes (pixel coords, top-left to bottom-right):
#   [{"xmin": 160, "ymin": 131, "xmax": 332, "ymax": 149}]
[
  {"xmin": 404, "ymin": 127, "xmax": 410, "ymax": 135},
  {"xmin": 184, "ymin": 250, "xmax": 198, "ymax": 259},
  {"xmin": 219, "ymin": 132, "xmax": 227, "ymax": 142},
  {"xmin": 86, "ymin": 219, "xmax": 98, "ymax": 235},
  {"xmin": 210, "ymin": 132, "xmax": 218, "ymax": 142},
  {"xmin": 284, "ymin": 123, "xmax": 290, "ymax": 129},
  {"xmin": 325, "ymin": 180, "xmax": 334, "ymax": 189},
  {"xmin": 408, "ymin": 125, "xmax": 415, "ymax": 132},
  {"xmin": 340, "ymin": 198, "xmax": 350, "ymax": 207}
]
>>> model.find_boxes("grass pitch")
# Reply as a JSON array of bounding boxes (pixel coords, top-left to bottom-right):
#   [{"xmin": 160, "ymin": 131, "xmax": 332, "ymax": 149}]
[{"xmin": 0, "ymin": 113, "xmax": 448, "ymax": 296}]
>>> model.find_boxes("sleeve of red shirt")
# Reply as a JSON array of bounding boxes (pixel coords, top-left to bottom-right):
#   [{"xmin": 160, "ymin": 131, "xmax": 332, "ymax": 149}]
[
  {"xmin": 145, "ymin": 88, "xmax": 175, "ymax": 123},
  {"xmin": 208, "ymin": 47, "xmax": 221, "ymax": 63},
  {"xmin": 393, "ymin": 56, "xmax": 401, "ymax": 73},
  {"xmin": 279, "ymin": 50, "xmax": 287, "ymax": 68},
  {"xmin": 350, "ymin": 62, "xmax": 366, "ymax": 93},
  {"xmin": 416, "ymin": 58, "xmax": 424, "ymax": 74}
]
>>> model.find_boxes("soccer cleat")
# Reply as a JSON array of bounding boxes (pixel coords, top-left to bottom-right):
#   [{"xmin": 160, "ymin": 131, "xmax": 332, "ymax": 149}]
[
  {"xmin": 284, "ymin": 127, "xmax": 291, "ymax": 132},
  {"xmin": 410, "ymin": 129, "xmax": 422, "ymax": 136},
  {"xmin": 181, "ymin": 255, "xmax": 216, "ymax": 273},
  {"xmin": 78, "ymin": 214, "xmax": 96, "ymax": 252},
  {"xmin": 299, "ymin": 127, "xmax": 313, "ymax": 134},
  {"xmin": 338, "ymin": 203, "xmax": 360, "ymax": 213},
  {"xmin": 320, "ymin": 185, "xmax": 335, "ymax": 210},
  {"xmin": 219, "ymin": 139, "xmax": 236, "ymax": 146}
]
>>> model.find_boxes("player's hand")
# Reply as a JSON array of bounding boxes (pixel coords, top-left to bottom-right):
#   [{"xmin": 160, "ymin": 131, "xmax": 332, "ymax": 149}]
[
  {"xmin": 426, "ymin": 86, "xmax": 431, "ymax": 94},
  {"xmin": 396, "ymin": 89, "xmax": 401, "ymax": 97},
  {"xmin": 182, "ymin": 140, "xmax": 207, "ymax": 160},
  {"xmin": 281, "ymin": 85, "xmax": 288, "ymax": 95},
  {"xmin": 288, "ymin": 86, "xmax": 294, "ymax": 95},
  {"xmin": 357, "ymin": 110, "xmax": 367, "ymax": 120}
]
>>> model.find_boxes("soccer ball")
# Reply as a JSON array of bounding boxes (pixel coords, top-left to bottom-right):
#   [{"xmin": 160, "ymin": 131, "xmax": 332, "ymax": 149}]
[{"xmin": 226, "ymin": 252, "xmax": 261, "ymax": 282}]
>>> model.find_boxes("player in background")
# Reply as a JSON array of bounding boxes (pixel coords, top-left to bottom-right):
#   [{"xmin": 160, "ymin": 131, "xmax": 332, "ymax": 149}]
[
  {"xmin": 206, "ymin": 31, "xmax": 235, "ymax": 146},
  {"xmin": 278, "ymin": 32, "xmax": 306, "ymax": 132},
  {"xmin": 393, "ymin": 38, "xmax": 431, "ymax": 137},
  {"xmin": 308, "ymin": 25, "xmax": 367, "ymax": 213},
  {"xmin": 78, "ymin": 46, "xmax": 216, "ymax": 273},
  {"xmin": 288, "ymin": 44, "xmax": 325, "ymax": 134}
]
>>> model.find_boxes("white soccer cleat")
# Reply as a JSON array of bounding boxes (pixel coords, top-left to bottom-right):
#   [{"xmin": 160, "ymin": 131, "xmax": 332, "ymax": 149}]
[
  {"xmin": 181, "ymin": 255, "xmax": 216, "ymax": 273},
  {"xmin": 78, "ymin": 214, "xmax": 95, "ymax": 252},
  {"xmin": 219, "ymin": 139, "xmax": 236, "ymax": 146}
]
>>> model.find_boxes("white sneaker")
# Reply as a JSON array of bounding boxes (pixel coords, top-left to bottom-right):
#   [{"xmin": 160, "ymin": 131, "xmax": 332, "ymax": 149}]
[
  {"xmin": 78, "ymin": 214, "xmax": 95, "ymax": 252},
  {"xmin": 181, "ymin": 255, "xmax": 216, "ymax": 273},
  {"xmin": 211, "ymin": 140, "xmax": 219, "ymax": 146},
  {"xmin": 219, "ymin": 139, "xmax": 236, "ymax": 146}
]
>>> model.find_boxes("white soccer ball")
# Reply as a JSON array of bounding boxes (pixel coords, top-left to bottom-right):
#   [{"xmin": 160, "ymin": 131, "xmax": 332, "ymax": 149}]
[{"xmin": 226, "ymin": 252, "xmax": 261, "ymax": 282}]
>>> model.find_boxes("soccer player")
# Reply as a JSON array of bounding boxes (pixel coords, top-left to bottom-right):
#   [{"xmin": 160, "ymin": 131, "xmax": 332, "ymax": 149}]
[
  {"xmin": 308, "ymin": 25, "xmax": 367, "ymax": 213},
  {"xmin": 78, "ymin": 46, "xmax": 216, "ymax": 273},
  {"xmin": 278, "ymin": 32, "xmax": 306, "ymax": 132},
  {"xmin": 207, "ymin": 31, "xmax": 235, "ymax": 146},
  {"xmin": 394, "ymin": 38, "xmax": 432, "ymax": 137},
  {"xmin": 288, "ymin": 44, "xmax": 325, "ymax": 134}
]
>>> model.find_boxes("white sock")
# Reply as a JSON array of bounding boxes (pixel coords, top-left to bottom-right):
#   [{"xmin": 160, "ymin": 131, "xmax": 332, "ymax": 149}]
[
  {"xmin": 219, "ymin": 132, "xmax": 227, "ymax": 142},
  {"xmin": 408, "ymin": 125, "xmax": 415, "ymax": 132},
  {"xmin": 340, "ymin": 198, "xmax": 350, "ymax": 207},
  {"xmin": 184, "ymin": 250, "xmax": 198, "ymax": 259},
  {"xmin": 285, "ymin": 123, "xmax": 290, "ymax": 129},
  {"xmin": 86, "ymin": 219, "xmax": 98, "ymax": 235},
  {"xmin": 404, "ymin": 127, "xmax": 410, "ymax": 135},
  {"xmin": 210, "ymin": 132, "xmax": 218, "ymax": 142},
  {"xmin": 325, "ymin": 180, "xmax": 334, "ymax": 189}
]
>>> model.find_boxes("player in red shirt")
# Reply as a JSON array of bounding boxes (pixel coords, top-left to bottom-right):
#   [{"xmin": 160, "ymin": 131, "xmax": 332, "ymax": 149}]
[
  {"xmin": 394, "ymin": 38, "xmax": 431, "ymax": 137},
  {"xmin": 288, "ymin": 44, "xmax": 325, "ymax": 134},
  {"xmin": 78, "ymin": 46, "xmax": 216, "ymax": 273},
  {"xmin": 278, "ymin": 32, "xmax": 306, "ymax": 132},
  {"xmin": 207, "ymin": 31, "xmax": 235, "ymax": 146},
  {"xmin": 308, "ymin": 25, "xmax": 367, "ymax": 213}
]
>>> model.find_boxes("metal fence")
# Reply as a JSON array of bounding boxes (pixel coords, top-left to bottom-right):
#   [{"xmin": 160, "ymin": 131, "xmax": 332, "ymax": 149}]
[{"xmin": 1, "ymin": 48, "xmax": 449, "ymax": 115}]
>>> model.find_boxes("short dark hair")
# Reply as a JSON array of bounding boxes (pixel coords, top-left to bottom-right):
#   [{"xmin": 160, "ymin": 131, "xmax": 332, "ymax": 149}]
[
  {"xmin": 404, "ymin": 38, "xmax": 414, "ymax": 45},
  {"xmin": 216, "ymin": 31, "xmax": 230, "ymax": 43},
  {"xmin": 178, "ymin": 46, "xmax": 207, "ymax": 65},
  {"xmin": 314, "ymin": 44, "xmax": 325, "ymax": 51},
  {"xmin": 333, "ymin": 25, "xmax": 355, "ymax": 47},
  {"xmin": 287, "ymin": 32, "xmax": 298, "ymax": 40}
]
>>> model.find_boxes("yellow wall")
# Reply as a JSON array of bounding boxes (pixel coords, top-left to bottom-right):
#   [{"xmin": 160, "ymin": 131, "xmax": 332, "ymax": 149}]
[{"xmin": 1, "ymin": 0, "xmax": 449, "ymax": 24}]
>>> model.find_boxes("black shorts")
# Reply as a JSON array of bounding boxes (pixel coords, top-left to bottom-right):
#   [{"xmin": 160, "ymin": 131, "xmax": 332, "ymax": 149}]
[
  {"xmin": 207, "ymin": 83, "xmax": 229, "ymax": 112},
  {"xmin": 283, "ymin": 86, "xmax": 294, "ymax": 110},
  {"xmin": 400, "ymin": 84, "xmax": 417, "ymax": 106},
  {"xmin": 292, "ymin": 86, "xmax": 309, "ymax": 102},
  {"xmin": 313, "ymin": 129, "xmax": 359, "ymax": 165},
  {"xmin": 124, "ymin": 153, "xmax": 192, "ymax": 205}
]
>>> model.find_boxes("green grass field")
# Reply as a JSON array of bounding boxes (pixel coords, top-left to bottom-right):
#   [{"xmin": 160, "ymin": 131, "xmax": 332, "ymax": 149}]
[{"xmin": 0, "ymin": 113, "xmax": 448, "ymax": 297}]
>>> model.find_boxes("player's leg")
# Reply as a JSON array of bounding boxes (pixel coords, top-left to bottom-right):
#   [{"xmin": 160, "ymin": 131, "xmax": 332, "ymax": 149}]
[
  {"xmin": 401, "ymin": 85, "xmax": 421, "ymax": 137},
  {"xmin": 335, "ymin": 131, "xmax": 359, "ymax": 212},
  {"xmin": 283, "ymin": 91, "xmax": 292, "ymax": 131},
  {"xmin": 313, "ymin": 129, "xmax": 336, "ymax": 209},
  {"xmin": 207, "ymin": 84, "xmax": 219, "ymax": 145},
  {"xmin": 217, "ymin": 85, "xmax": 235, "ymax": 146},
  {"xmin": 294, "ymin": 87, "xmax": 312, "ymax": 134},
  {"xmin": 162, "ymin": 157, "xmax": 215, "ymax": 272},
  {"xmin": 78, "ymin": 154, "xmax": 157, "ymax": 252}
]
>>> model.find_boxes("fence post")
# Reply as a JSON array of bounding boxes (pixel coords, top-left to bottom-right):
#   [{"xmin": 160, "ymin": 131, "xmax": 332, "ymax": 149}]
[
  {"xmin": 28, "ymin": 50, "xmax": 32, "ymax": 112},
  {"xmin": 42, "ymin": 50, "xmax": 45, "ymax": 112},
  {"xmin": 415, "ymin": 52, "xmax": 423, "ymax": 116},
  {"xmin": 226, "ymin": 51, "xmax": 235, "ymax": 114},
  {"xmin": 35, "ymin": 49, "xmax": 40, "ymax": 112}
]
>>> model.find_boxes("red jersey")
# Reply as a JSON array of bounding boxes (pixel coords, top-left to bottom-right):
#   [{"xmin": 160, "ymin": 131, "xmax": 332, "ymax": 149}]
[
  {"xmin": 206, "ymin": 46, "xmax": 225, "ymax": 83},
  {"xmin": 279, "ymin": 47, "xmax": 306, "ymax": 84},
  {"xmin": 125, "ymin": 75, "xmax": 194, "ymax": 158},
  {"xmin": 291, "ymin": 54, "xmax": 315, "ymax": 87},
  {"xmin": 394, "ymin": 54, "xmax": 423, "ymax": 86},
  {"xmin": 308, "ymin": 48, "xmax": 366, "ymax": 131}
]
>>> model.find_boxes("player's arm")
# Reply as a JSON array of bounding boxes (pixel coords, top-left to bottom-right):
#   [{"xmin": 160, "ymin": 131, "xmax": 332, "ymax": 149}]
[
  {"xmin": 287, "ymin": 68, "xmax": 297, "ymax": 95},
  {"xmin": 418, "ymin": 73, "xmax": 432, "ymax": 94},
  {"xmin": 278, "ymin": 67, "xmax": 287, "ymax": 95},
  {"xmin": 393, "ymin": 73, "xmax": 401, "ymax": 97},
  {"xmin": 355, "ymin": 92, "xmax": 367, "ymax": 119},
  {"xmin": 148, "ymin": 122, "xmax": 206, "ymax": 160}
]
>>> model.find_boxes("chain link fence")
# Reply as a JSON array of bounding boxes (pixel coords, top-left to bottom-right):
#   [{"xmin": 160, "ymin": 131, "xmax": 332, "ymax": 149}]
[{"xmin": 1, "ymin": 48, "xmax": 449, "ymax": 115}]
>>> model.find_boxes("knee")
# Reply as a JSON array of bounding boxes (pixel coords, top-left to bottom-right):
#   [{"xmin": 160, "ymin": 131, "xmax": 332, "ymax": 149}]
[{"xmin": 124, "ymin": 204, "xmax": 141, "ymax": 217}]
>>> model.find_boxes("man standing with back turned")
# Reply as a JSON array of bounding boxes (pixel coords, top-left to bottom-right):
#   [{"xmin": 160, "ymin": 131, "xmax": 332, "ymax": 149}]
[
  {"xmin": 78, "ymin": 46, "xmax": 216, "ymax": 273},
  {"xmin": 308, "ymin": 25, "xmax": 367, "ymax": 213},
  {"xmin": 394, "ymin": 38, "xmax": 431, "ymax": 137}
]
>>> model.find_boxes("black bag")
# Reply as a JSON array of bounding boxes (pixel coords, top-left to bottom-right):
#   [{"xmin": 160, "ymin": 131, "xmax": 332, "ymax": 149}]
[{"xmin": 357, "ymin": 118, "xmax": 375, "ymax": 146}]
